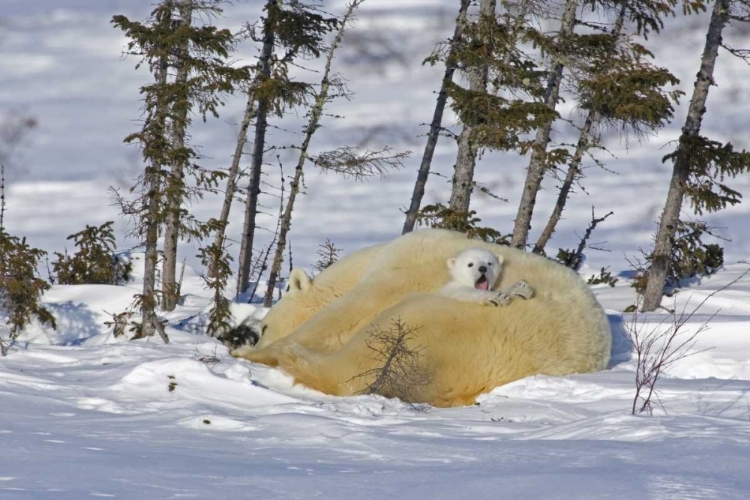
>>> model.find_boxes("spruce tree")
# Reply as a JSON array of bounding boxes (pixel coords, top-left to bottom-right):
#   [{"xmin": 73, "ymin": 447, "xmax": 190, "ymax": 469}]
[
  {"xmin": 532, "ymin": 0, "xmax": 690, "ymax": 255},
  {"xmin": 448, "ymin": 0, "xmax": 497, "ymax": 215},
  {"xmin": 261, "ymin": 0, "xmax": 364, "ymax": 306},
  {"xmin": 510, "ymin": 0, "xmax": 579, "ymax": 249},
  {"xmin": 161, "ymin": 0, "xmax": 194, "ymax": 312},
  {"xmin": 235, "ymin": 0, "xmax": 338, "ymax": 297},
  {"xmin": 402, "ymin": 0, "xmax": 471, "ymax": 234},
  {"xmin": 641, "ymin": 0, "xmax": 750, "ymax": 311},
  {"xmin": 0, "ymin": 229, "xmax": 56, "ymax": 342},
  {"xmin": 112, "ymin": 0, "xmax": 248, "ymax": 338},
  {"xmin": 423, "ymin": 0, "xmax": 554, "ymax": 227}
]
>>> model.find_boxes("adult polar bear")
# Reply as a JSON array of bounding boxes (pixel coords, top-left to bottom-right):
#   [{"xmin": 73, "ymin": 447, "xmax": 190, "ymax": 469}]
[{"xmin": 234, "ymin": 229, "xmax": 611, "ymax": 407}]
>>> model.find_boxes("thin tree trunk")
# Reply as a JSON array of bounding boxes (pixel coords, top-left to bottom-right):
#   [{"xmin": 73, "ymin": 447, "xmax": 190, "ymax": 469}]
[
  {"xmin": 237, "ymin": 0, "xmax": 276, "ymax": 298},
  {"xmin": 532, "ymin": 2, "xmax": 628, "ymax": 255},
  {"xmin": 263, "ymin": 0, "xmax": 363, "ymax": 306},
  {"xmin": 140, "ymin": 55, "xmax": 170, "ymax": 342},
  {"xmin": 162, "ymin": 0, "xmax": 193, "ymax": 312},
  {"xmin": 0, "ymin": 163, "xmax": 5, "ymax": 231},
  {"xmin": 510, "ymin": 0, "xmax": 578, "ymax": 249},
  {"xmin": 402, "ymin": 0, "xmax": 470, "ymax": 234},
  {"xmin": 532, "ymin": 115, "xmax": 594, "ymax": 254},
  {"xmin": 209, "ymin": 95, "xmax": 256, "ymax": 279},
  {"xmin": 641, "ymin": 0, "xmax": 730, "ymax": 312},
  {"xmin": 448, "ymin": 0, "xmax": 496, "ymax": 214}
]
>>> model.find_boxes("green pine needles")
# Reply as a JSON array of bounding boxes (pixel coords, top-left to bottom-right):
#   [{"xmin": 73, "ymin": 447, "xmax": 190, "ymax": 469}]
[{"xmin": 0, "ymin": 229, "xmax": 55, "ymax": 340}]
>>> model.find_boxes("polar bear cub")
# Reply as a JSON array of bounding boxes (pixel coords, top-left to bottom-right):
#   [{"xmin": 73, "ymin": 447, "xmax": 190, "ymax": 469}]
[{"xmin": 440, "ymin": 248, "xmax": 534, "ymax": 306}]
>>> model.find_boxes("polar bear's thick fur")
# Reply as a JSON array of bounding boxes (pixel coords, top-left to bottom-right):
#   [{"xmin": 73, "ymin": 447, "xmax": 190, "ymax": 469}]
[
  {"xmin": 253, "ymin": 242, "xmax": 385, "ymax": 349},
  {"xmin": 234, "ymin": 229, "xmax": 611, "ymax": 407}
]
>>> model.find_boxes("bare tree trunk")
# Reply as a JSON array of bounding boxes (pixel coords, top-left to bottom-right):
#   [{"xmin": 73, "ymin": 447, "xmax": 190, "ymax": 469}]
[
  {"xmin": 641, "ymin": 0, "xmax": 730, "ymax": 312},
  {"xmin": 510, "ymin": 0, "xmax": 578, "ymax": 249},
  {"xmin": 237, "ymin": 0, "xmax": 276, "ymax": 298},
  {"xmin": 209, "ymin": 96, "xmax": 256, "ymax": 279},
  {"xmin": 162, "ymin": 0, "xmax": 193, "ymax": 312},
  {"xmin": 532, "ymin": 116, "xmax": 594, "ymax": 254},
  {"xmin": 0, "ymin": 163, "xmax": 5, "ymax": 231},
  {"xmin": 532, "ymin": 2, "xmax": 628, "ymax": 255},
  {"xmin": 402, "ymin": 0, "xmax": 470, "ymax": 234},
  {"xmin": 447, "ymin": 0, "xmax": 496, "ymax": 214},
  {"xmin": 263, "ymin": 0, "xmax": 363, "ymax": 306},
  {"xmin": 140, "ymin": 55, "xmax": 170, "ymax": 342}
]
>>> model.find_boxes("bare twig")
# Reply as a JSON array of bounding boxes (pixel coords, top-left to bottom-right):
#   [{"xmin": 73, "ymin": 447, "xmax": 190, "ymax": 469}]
[
  {"xmin": 194, "ymin": 345, "xmax": 221, "ymax": 369},
  {"xmin": 428, "ymin": 171, "xmax": 508, "ymax": 202},
  {"xmin": 628, "ymin": 266, "xmax": 750, "ymax": 414},
  {"xmin": 722, "ymin": 43, "xmax": 750, "ymax": 64},
  {"xmin": 565, "ymin": 207, "xmax": 613, "ymax": 269}
]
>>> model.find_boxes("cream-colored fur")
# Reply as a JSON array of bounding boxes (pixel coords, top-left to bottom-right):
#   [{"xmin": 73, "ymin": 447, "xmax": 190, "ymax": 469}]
[
  {"xmin": 248, "ymin": 242, "xmax": 386, "ymax": 350},
  {"xmin": 233, "ymin": 229, "xmax": 611, "ymax": 407}
]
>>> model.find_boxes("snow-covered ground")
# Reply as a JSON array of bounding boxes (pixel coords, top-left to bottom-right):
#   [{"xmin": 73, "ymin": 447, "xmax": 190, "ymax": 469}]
[
  {"xmin": 3, "ymin": 261, "xmax": 750, "ymax": 499},
  {"xmin": 4, "ymin": 1, "xmax": 750, "ymax": 498}
]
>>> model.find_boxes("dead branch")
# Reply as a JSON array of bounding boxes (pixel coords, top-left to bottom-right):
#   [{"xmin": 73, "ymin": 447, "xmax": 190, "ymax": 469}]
[
  {"xmin": 311, "ymin": 146, "xmax": 409, "ymax": 181},
  {"xmin": 428, "ymin": 171, "xmax": 508, "ymax": 203},
  {"xmin": 565, "ymin": 207, "xmax": 613, "ymax": 270}
]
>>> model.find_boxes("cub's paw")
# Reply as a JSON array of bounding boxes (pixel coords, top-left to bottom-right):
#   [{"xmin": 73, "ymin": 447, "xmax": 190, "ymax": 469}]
[
  {"xmin": 508, "ymin": 280, "xmax": 534, "ymax": 300},
  {"xmin": 489, "ymin": 291, "xmax": 512, "ymax": 307}
]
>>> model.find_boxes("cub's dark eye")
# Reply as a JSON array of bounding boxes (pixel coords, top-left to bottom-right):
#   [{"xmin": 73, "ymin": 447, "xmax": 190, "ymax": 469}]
[
  {"xmin": 468, "ymin": 263, "xmax": 474, "ymax": 267},
  {"xmin": 488, "ymin": 263, "xmax": 493, "ymax": 266}
]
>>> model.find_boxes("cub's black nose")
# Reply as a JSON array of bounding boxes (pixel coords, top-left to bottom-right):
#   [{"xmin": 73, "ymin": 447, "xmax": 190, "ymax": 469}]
[{"xmin": 479, "ymin": 265, "xmax": 487, "ymax": 273}]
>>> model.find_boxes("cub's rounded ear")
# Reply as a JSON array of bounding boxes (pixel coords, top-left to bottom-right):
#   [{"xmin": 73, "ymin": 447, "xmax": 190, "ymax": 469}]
[
  {"xmin": 288, "ymin": 268, "xmax": 312, "ymax": 292},
  {"xmin": 495, "ymin": 254, "xmax": 505, "ymax": 265},
  {"xmin": 446, "ymin": 257, "xmax": 457, "ymax": 269}
]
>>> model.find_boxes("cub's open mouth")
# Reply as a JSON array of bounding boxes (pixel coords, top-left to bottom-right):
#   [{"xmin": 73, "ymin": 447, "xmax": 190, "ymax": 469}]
[{"xmin": 475, "ymin": 275, "xmax": 489, "ymax": 290}]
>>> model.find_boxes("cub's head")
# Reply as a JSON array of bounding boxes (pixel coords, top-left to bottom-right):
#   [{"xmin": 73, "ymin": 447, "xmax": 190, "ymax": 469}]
[{"xmin": 446, "ymin": 248, "xmax": 503, "ymax": 290}]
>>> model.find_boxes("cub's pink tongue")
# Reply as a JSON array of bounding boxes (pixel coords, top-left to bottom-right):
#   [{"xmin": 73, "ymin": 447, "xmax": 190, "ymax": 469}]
[{"xmin": 475, "ymin": 276, "xmax": 489, "ymax": 290}]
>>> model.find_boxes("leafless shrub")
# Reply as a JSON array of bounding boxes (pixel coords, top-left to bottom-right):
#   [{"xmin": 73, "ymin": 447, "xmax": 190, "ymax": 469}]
[
  {"xmin": 195, "ymin": 346, "xmax": 221, "ymax": 369},
  {"xmin": 627, "ymin": 267, "xmax": 750, "ymax": 414},
  {"xmin": 351, "ymin": 318, "xmax": 431, "ymax": 406}
]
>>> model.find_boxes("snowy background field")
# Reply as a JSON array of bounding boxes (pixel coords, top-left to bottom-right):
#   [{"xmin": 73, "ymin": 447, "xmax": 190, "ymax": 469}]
[{"xmin": 3, "ymin": 1, "xmax": 750, "ymax": 498}]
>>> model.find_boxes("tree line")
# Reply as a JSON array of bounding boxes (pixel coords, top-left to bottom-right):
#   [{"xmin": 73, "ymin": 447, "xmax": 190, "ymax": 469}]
[{"xmin": 2, "ymin": 0, "xmax": 750, "ymax": 350}]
